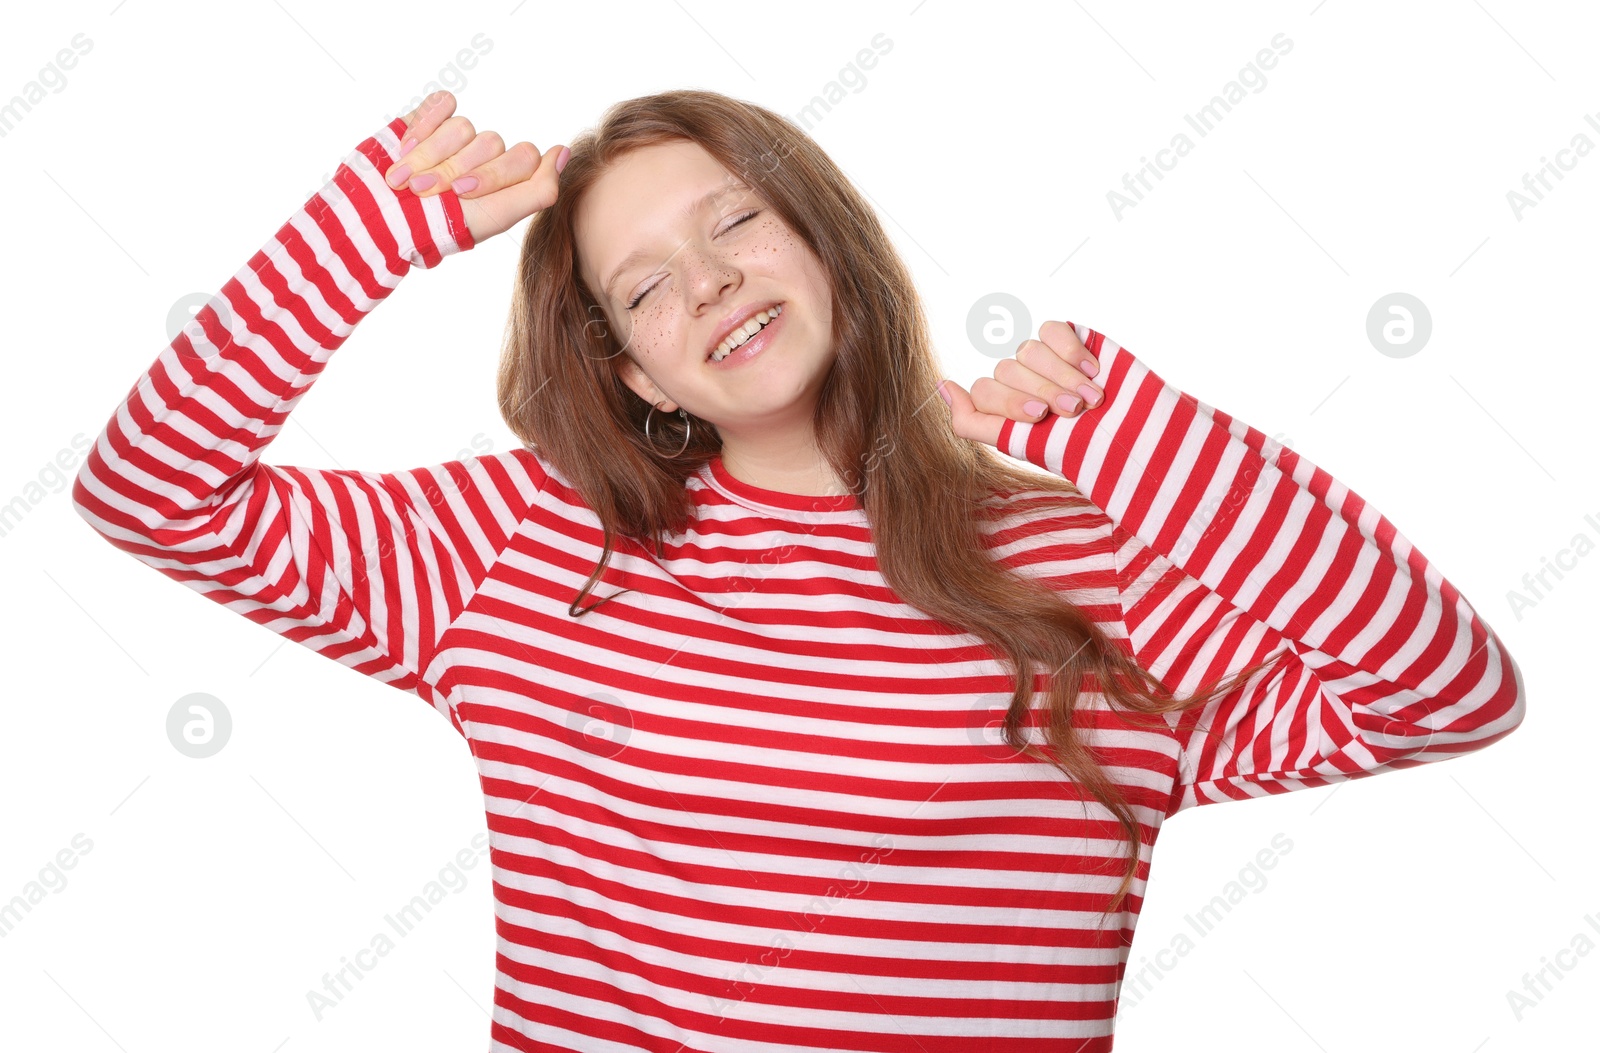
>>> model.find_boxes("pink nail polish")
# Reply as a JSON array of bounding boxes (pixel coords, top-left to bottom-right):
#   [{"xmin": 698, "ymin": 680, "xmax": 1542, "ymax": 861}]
[
  {"xmin": 1022, "ymin": 399, "xmax": 1048, "ymax": 418},
  {"xmin": 451, "ymin": 175, "xmax": 479, "ymax": 194},
  {"xmin": 1080, "ymin": 357, "xmax": 1099, "ymax": 378},
  {"xmin": 386, "ymin": 163, "xmax": 411, "ymax": 189},
  {"xmin": 409, "ymin": 173, "xmax": 438, "ymax": 192},
  {"xmin": 399, "ymin": 136, "xmax": 419, "ymax": 158}
]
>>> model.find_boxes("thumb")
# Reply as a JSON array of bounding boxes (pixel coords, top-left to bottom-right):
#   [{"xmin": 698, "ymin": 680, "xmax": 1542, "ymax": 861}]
[
  {"xmin": 936, "ymin": 379, "xmax": 1001, "ymax": 448},
  {"xmin": 465, "ymin": 143, "xmax": 565, "ymax": 244}
]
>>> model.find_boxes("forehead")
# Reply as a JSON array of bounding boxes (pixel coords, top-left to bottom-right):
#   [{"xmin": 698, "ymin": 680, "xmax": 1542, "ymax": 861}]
[{"xmin": 576, "ymin": 140, "xmax": 753, "ymax": 293}]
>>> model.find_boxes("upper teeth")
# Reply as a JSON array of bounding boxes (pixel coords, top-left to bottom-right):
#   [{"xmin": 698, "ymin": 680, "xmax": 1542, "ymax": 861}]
[{"xmin": 711, "ymin": 304, "xmax": 782, "ymax": 361}]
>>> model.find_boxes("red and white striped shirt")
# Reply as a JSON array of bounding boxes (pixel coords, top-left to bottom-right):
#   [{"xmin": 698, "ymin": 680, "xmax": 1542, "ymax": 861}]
[{"xmin": 71, "ymin": 116, "xmax": 1526, "ymax": 1052}]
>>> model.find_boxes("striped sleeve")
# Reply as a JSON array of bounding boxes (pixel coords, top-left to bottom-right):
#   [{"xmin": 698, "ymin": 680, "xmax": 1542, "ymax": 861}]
[
  {"xmin": 70, "ymin": 117, "xmax": 546, "ymax": 733},
  {"xmin": 995, "ymin": 323, "xmax": 1526, "ymax": 815}
]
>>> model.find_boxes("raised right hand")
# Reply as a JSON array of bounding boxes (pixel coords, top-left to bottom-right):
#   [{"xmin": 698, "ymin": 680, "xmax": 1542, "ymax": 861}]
[{"xmin": 384, "ymin": 90, "xmax": 566, "ymax": 244}]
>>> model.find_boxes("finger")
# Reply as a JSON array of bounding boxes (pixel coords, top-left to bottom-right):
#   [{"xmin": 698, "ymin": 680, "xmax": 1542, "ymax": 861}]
[
  {"xmin": 1014, "ymin": 336, "xmax": 1103, "ymax": 410},
  {"xmin": 409, "ymin": 130, "xmax": 510, "ymax": 198},
  {"xmin": 393, "ymin": 93, "xmax": 456, "ymax": 181},
  {"xmin": 467, "ymin": 144, "xmax": 566, "ymax": 238},
  {"xmin": 399, "ymin": 90, "xmax": 455, "ymax": 140},
  {"xmin": 1038, "ymin": 319, "xmax": 1101, "ymax": 382},
  {"xmin": 989, "ymin": 355, "xmax": 1088, "ymax": 419},
  {"xmin": 435, "ymin": 137, "xmax": 539, "ymax": 200},
  {"xmin": 387, "ymin": 113, "xmax": 475, "ymax": 190},
  {"xmin": 941, "ymin": 379, "xmax": 1003, "ymax": 448}
]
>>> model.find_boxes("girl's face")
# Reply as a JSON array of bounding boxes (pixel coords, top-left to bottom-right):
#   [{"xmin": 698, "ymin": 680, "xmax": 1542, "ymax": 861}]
[{"xmin": 574, "ymin": 140, "xmax": 837, "ymax": 443}]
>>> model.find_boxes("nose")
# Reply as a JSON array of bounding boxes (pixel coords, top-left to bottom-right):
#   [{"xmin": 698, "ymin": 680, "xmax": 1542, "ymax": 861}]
[{"xmin": 681, "ymin": 243, "xmax": 741, "ymax": 310}]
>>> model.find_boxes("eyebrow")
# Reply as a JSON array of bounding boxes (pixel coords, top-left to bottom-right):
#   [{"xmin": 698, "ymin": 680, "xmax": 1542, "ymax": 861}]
[{"xmin": 602, "ymin": 181, "xmax": 752, "ymax": 301}]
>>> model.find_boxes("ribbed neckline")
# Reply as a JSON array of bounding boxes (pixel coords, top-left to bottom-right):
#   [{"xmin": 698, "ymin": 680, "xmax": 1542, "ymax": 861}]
[{"xmin": 698, "ymin": 454, "xmax": 865, "ymax": 517}]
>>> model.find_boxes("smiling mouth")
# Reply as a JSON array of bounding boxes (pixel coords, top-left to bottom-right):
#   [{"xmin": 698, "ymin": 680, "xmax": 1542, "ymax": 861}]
[{"xmin": 707, "ymin": 303, "xmax": 785, "ymax": 363}]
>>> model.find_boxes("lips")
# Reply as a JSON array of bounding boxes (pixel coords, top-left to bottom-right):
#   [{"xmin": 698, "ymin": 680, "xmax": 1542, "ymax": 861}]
[
  {"xmin": 706, "ymin": 301, "xmax": 783, "ymax": 361},
  {"xmin": 706, "ymin": 302, "xmax": 787, "ymax": 370}
]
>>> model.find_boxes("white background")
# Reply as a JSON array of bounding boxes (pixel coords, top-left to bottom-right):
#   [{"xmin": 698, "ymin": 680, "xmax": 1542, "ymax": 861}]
[{"xmin": 3, "ymin": 1, "xmax": 1594, "ymax": 1050}]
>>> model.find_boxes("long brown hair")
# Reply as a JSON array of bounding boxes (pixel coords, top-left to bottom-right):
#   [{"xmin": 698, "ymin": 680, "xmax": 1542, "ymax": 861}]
[{"xmin": 496, "ymin": 88, "xmax": 1285, "ymax": 925}]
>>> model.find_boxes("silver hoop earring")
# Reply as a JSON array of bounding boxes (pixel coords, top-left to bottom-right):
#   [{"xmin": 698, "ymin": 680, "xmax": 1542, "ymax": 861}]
[{"xmin": 642, "ymin": 403, "xmax": 692, "ymax": 458}]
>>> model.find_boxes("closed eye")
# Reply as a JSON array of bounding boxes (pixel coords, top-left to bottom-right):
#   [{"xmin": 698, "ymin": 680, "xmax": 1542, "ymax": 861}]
[{"xmin": 625, "ymin": 209, "xmax": 762, "ymax": 310}]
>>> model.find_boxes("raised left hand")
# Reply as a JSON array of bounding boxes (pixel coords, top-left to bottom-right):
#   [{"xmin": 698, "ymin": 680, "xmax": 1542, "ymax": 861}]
[
  {"xmin": 937, "ymin": 320, "xmax": 1105, "ymax": 449},
  {"xmin": 387, "ymin": 90, "xmax": 566, "ymax": 245}
]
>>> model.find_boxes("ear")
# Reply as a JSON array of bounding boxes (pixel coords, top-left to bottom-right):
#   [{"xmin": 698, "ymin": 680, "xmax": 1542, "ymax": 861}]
[{"xmin": 613, "ymin": 353, "xmax": 676, "ymax": 413}]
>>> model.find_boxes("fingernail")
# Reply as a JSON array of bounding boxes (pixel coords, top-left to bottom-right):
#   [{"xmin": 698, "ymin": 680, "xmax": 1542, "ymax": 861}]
[
  {"xmin": 937, "ymin": 382, "xmax": 952, "ymax": 407},
  {"xmin": 1080, "ymin": 357, "xmax": 1099, "ymax": 378},
  {"xmin": 450, "ymin": 175, "xmax": 478, "ymax": 194},
  {"xmin": 386, "ymin": 163, "xmax": 411, "ymax": 189},
  {"xmin": 1056, "ymin": 392, "xmax": 1082, "ymax": 415},
  {"xmin": 556, "ymin": 146, "xmax": 571, "ymax": 174},
  {"xmin": 399, "ymin": 136, "xmax": 419, "ymax": 158},
  {"xmin": 409, "ymin": 173, "xmax": 438, "ymax": 192},
  {"xmin": 1077, "ymin": 383, "xmax": 1101, "ymax": 407},
  {"xmin": 1022, "ymin": 399, "xmax": 1048, "ymax": 417}
]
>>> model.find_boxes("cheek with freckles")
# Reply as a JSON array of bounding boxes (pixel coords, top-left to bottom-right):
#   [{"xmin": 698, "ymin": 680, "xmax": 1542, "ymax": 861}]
[
  {"xmin": 622, "ymin": 287, "xmax": 671, "ymax": 364},
  {"xmin": 735, "ymin": 214, "xmax": 796, "ymax": 272}
]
